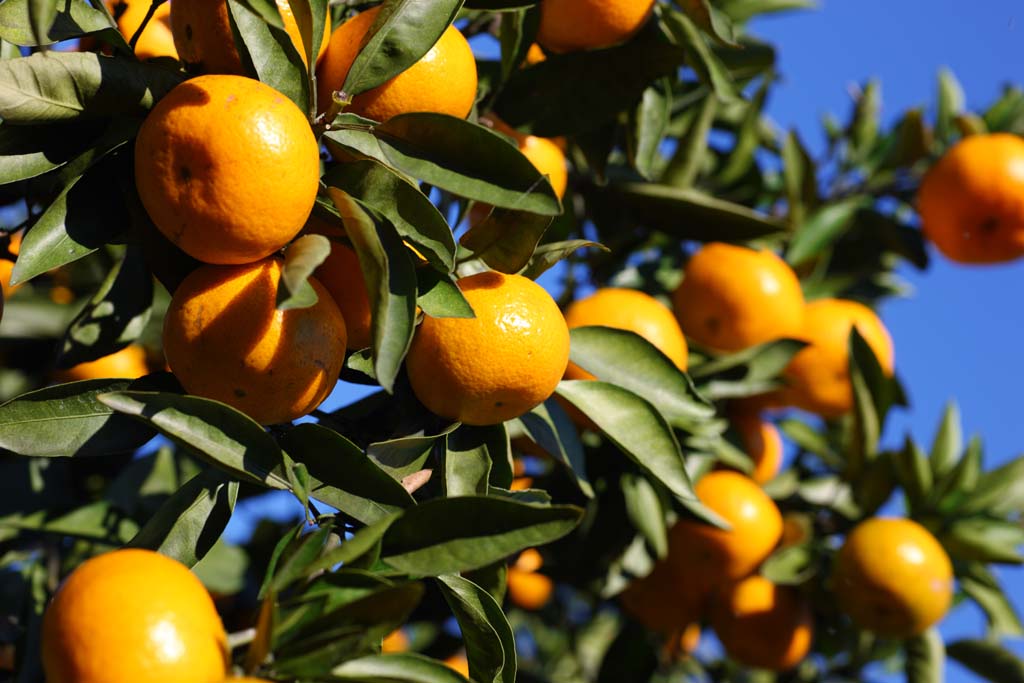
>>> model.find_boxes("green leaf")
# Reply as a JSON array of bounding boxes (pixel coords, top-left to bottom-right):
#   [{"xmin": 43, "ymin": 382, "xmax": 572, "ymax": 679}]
[
  {"xmin": 278, "ymin": 423, "xmax": 416, "ymax": 525},
  {"xmin": 328, "ymin": 189, "xmax": 417, "ymax": 393},
  {"xmin": 893, "ymin": 437, "xmax": 932, "ymax": 514},
  {"xmin": 627, "ymin": 80, "xmax": 671, "ymax": 180},
  {"xmin": 367, "ymin": 427, "xmax": 458, "ymax": 481},
  {"xmin": 785, "ymin": 198, "xmax": 868, "ymax": 266},
  {"xmin": 690, "ymin": 338, "xmax": 805, "ymax": 400},
  {"xmin": 620, "ymin": 474, "xmax": 667, "ymax": 559},
  {"xmin": 437, "ymin": 574, "xmax": 516, "ymax": 683},
  {"xmin": 226, "ymin": 0, "xmax": 310, "ymax": 112},
  {"xmin": 0, "ymin": 120, "xmax": 106, "ymax": 184},
  {"xmin": 519, "ymin": 240, "xmax": 607, "ymax": 281},
  {"xmin": 497, "ymin": 7, "xmax": 538, "ymax": 82},
  {"xmin": 716, "ymin": 76, "xmax": 769, "ymax": 185},
  {"xmin": 936, "ymin": 68, "xmax": 965, "ymax": 143},
  {"xmin": 270, "ymin": 524, "xmax": 334, "ymax": 592},
  {"xmin": 28, "ymin": 0, "xmax": 58, "ymax": 46},
  {"xmin": 567, "ymin": 326, "xmax": 714, "ymax": 429},
  {"xmin": 494, "ymin": 32, "xmax": 689, "ymax": 136},
  {"xmin": 97, "ymin": 391, "xmax": 293, "ymax": 490},
  {"xmin": 661, "ymin": 94, "xmax": 717, "ymax": 188},
  {"xmin": 941, "ymin": 517, "xmax": 1024, "ymax": 564},
  {"xmin": 282, "ymin": 0, "xmax": 325, "ymax": 70},
  {"xmin": 904, "ymin": 629, "xmax": 944, "ymax": 683},
  {"xmin": 416, "ymin": 267, "xmax": 474, "ymax": 319},
  {"xmin": 516, "ymin": 398, "xmax": 593, "ymax": 498},
  {"xmin": 599, "ymin": 183, "xmax": 785, "ymax": 242},
  {"xmin": 0, "ymin": 0, "xmax": 127, "ymax": 49},
  {"xmin": 960, "ymin": 455, "xmax": 1024, "ymax": 517},
  {"xmin": 244, "ymin": 589, "xmax": 276, "ymax": 673},
  {"xmin": 323, "ymin": 159, "xmax": 457, "ymax": 272},
  {"xmin": 0, "ymin": 379, "xmax": 156, "ymax": 457},
  {"xmin": 847, "ymin": 328, "xmax": 881, "ymax": 472},
  {"xmin": 848, "ymin": 79, "xmax": 880, "ymax": 157},
  {"xmin": 460, "ymin": 207, "xmax": 552, "ymax": 274},
  {"xmin": 465, "ymin": 0, "xmax": 539, "ymax": 7},
  {"xmin": 330, "ymin": 653, "xmax": 470, "ymax": 683},
  {"xmin": 947, "ymin": 639, "xmax": 1024, "ymax": 683},
  {"xmin": 959, "ymin": 564, "xmax": 1024, "ymax": 638},
  {"xmin": 342, "ymin": 0, "xmax": 463, "ymax": 97},
  {"xmin": 277, "ymin": 233, "xmax": 330, "ymax": 311},
  {"xmin": 0, "ymin": 52, "xmax": 183, "ymax": 123},
  {"xmin": 302, "ymin": 514, "xmax": 399, "ymax": 578},
  {"xmin": 234, "ymin": 0, "xmax": 285, "ymax": 28},
  {"xmin": 555, "ymin": 381, "xmax": 709, "ymax": 521},
  {"xmin": 760, "ymin": 543, "xmax": 816, "ymax": 585},
  {"xmin": 658, "ymin": 7, "xmax": 739, "ymax": 103},
  {"xmin": 716, "ymin": 0, "xmax": 815, "ymax": 23},
  {"xmin": 445, "ymin": 424, "xmax": 507, "ymax": 496},
  {"xmin": 929, "ymin": 401, "xmax": 962, "ymax": 478},
  {"xmin": 379, "ymin": 497, "xmax": 583, "ymax": 576},
  {"xmin": 59, "ymin": 246, "xmax": 153, "ymax": 367},
  {"xmin": 128, "ymin": 468, "xmax": 239, "ymax": 567},
  {"xmin": 934, "ymin": 435, "xmax": 982, "ymax": 514},
  {"xmin": 779, "ymin": 417, "xmax": 840, "ymax": 466},
  {"xmin": 676, "ymin": 0, "xmax": 739, "ymax": 46},
  {"xmin": 781, "ymin": 128, "xmax": 818, "ymax": 227}
]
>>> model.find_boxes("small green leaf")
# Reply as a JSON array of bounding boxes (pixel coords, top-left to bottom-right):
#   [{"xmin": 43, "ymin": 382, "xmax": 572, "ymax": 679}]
[
  {"xmin": 519, "ymin": 240, "xmax": 606, "ymax": 281},
  {"xmin": 460, "ymin": 207, "xmax": 552, "ymax": 274},
  {"xmin": 936, "ymin": 68, "xmax": 965, "ymax": 143},
  {"xmin": 904, "ymin": 629, "xmax": 944, "ymax": 683},
  {"xmin": 960, "ymin": 455, "xmax": 1024, "ymax": 517},
  {"xmin": 620, "ymin": 474, "xmax": 667, "ymax": 559},
  {"xmin": 959, "ymin": 564, "xmax": 1024, "ymax": 638},
  {"xmin": 0, "ymin": 0, "xmax": 127, "ymax": 49},
  {"xmin": 941, "ymin": 517, "xmax": 1024, "ymax": 564},
  {"xmin": 893, "ymin": 437, "xmax": 932, "ymax": 514},
  {"xmin": 438, "ymin": 574, "xmax": 516, "ymax": 683},
  {"xmin": 227, "ymin": 0, "xmax": 310, "ymax": 112},
  {"xmin": 277, "ymin": 234, "xmax": 331, "ymax": 311},
  {"xmin": 785, "ymin": 198, "xmax": 868, "ymax": 266},
  {"xmin": 658, "ymin": 7, "xmax": 739, "ymax": 103},
  {"xmin": 516, "ymin": 398, "xmax": 593, "ymax": 498},
  {"xmin": 929, "ymin": 401, "xmax": 962, "ymax": 478},
  {"xmin": 445, "ymin": 424, "xmax": 507, "ymax": 496},
  {"xmin": 627, "ymin": 80, "xmax": 671, "ymax": 180},
  {"xmin": 330, "ymin": 653, "xmax": 471, "ymax": 683}
]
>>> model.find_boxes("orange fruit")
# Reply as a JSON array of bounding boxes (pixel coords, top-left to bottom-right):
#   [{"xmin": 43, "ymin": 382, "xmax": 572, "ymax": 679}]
[
  {"xmin": 524, "ymin": 43, "xmax": 546, "ymax": 65},
  {"xmin": 731, "ymin": 411, "xmax": 783, "ymax": 485},
  {"xmin": 775, "ymin": 298, "xmax": 894, "ymax": 418},
  {"xmin": 382, "ymin": 629, "xmax": 409, "ymax": 653},
  {"xmin": 41, "ymin": 549, "xmax": 228, "ymax": 683},
  {"xmin": 406, "ymin": 271, "xmax": 569, "ymax": 426},
  {"xmin": 444, "ymin": 652, "xmax": 470, "ymax": 677},
  {"xmin": 487, "ymin": 118, "xmax": 568, "ymax": 199},
  {"xmin": 619, "ymin": 558, "xmax": 706, "ymax": 635},
  {"xmin": 666, "ymin": 471, "xmax": 783, "ymax": 592},
  {"xmin": 680, "ymin": 622, "xmax": 701, "ymax": 657},
  {"xmin": 506, "ymin": 548, "xmax": 554, "ymax": 610},
  {"xmin": 918, "ymin": 133, "xmax": 1024, "ymax": 264},
  {"xmin": 510, "ymin": 476, "xmax": 534, "ymax": 490},
  {"xmin": 711, "ymin": 575, "xmax": 814, "ymax": 671},
  {"xmin": 0, "ymin": 230, "xmax": 21, "ymax": 299},
  {"xmin": 171, "ymin": 0, "xmax": 330, "ymax": 74},
  {"xmin": 673, "ymin": 243, "xmax": 805, "ymax": 353},
  {"xmin": 135, "ymin": 74, "xmax": 319, "ymax": 265},
  {"xmin": 107, "ymin": 0, "xmax": 177, "ymax": 60},
  {"xmin": 304, "ymin": 219, "xmax": 373, "ymax": 351},
  {"xmin": 55, "ymin": 345, "xmax": 150, "ymax": 382},
  {"xmin": 563, "ymin": 287, "xmax": 688, "ymax": 380},
  {"xmin": 833, "ymin": 517, "xmax": 953, "ymax": 639},
  {"xmin": 537, "ymin": 0, "xmax": 655, "ymax": 53},
  {"xmin": 163, "ymin": 257, "xmax": 347, "ymax": 425},
  {"xmin": 317, "ymin": 6, "xmax": 478, "ymax": 121}
]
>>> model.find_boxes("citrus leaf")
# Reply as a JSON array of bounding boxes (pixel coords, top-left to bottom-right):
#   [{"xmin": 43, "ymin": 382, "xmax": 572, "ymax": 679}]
[
  {"xmin": 445, "ymin": 424, "xmax": 504, "ymax": 496},
  {"xmin": 0, "ymin": 51, "xmax": 183, "ymax": 122},
  {"xmin": 233, "ymin": 0, "xmax": 285, "ymax": 28},
  {"xmin": 269, "ymin": 524, "xmax": 334, "ymax": 592},
  {"xmin": 342, "ymin": 0, "xmax": 464, "ymax": 97},
  {"xmin": 437, "ymin": 574, "xmax": 516, "ymax": 683},
  {"xmin": 323, "ymin": 158, "xmax": 456, "ymax": 272},
  {"xmin": 276, "ymin": 233, "xmax": 330, "ymax": 311},
  {"xmin": 367, "ymin": 426, "xmax": 458, "ymax": 481},
  {"xmin": 330, "ymin": 653, "xmax": 470, "ymax": 683},
  {"xmin": 0, "ymin": 378, "xmax": 157, "ymax": 457},
  {"xmin": 658, "ymin": 6, "xmax": 739, "ymax": 103},
  {"xmin": 465, "ymin": 0, "xmax": 539, "ymax": 9},
  {"xmin": 497, "ymin": 7, "xmax": 539, "ymax": 82},
  {"xmin": 661, "ymin": 93, "xmax": 716, "ymax": 188},
  {"xmin": 379, "ymin": 497, "xmax": 583, "ymax": 576},
  {"xmin": 97, "ymin": 390, "xmax": 293, "ymax": 490},
  {"xmin": 905, "ymin": 629, "xmax": 944, "ymax": 683},
  {"xmin": 282, "ymin": 0, "xmax": 324, "ymax": 70},
  {"xmin": 302, "ymin": 514, "xmax": 399, "ymax": 578},
  {"xmin": 960, "ymin": 564, "xmax": 1024, "ymax": 638},
  {"xmin": 627, "ymin": 79, "xmax": 671, "ymax": 180},
  {"xmin": 620, "ymin": 473, "xmax": 667, "ymax": 559},
  {"xmin": 941, "ymin": 517, "xmax": 1024, "ymax": 564},
  {"xmin": 716, "ymin": 0, "xmax": 815, "ymax": 23},
  {"xmin": 947, "ymin": 639, "xmax": 1024, "ymax": 683},
  {"xmin": 227, "ymin": 0, "xmax": 310, "ymax": 112},
  {"xmin": 0, "ymin": 120, "xmax": 106, "ymax": 184},
  {"xmin": 785, "ymin": 197, "xmax": 868, "ymax": 266},
  {"xmin": 781, "ymin": 128, "xmax": 818, "ymax": 226},
  {"xmin": 677, "ymin": 0, "xmax": 739, "ymax": 46},
  {"xmin": 244, "ymin": 589, "xmax": 276, "ymax": 673},
  {"xmin": 0, "ymin": 0, "xmax": 127, "ymax": 49},
  {"xmin": 416, "ymin": 267, "xmax": 474, "ymax": 318},
  {"xmin": 893, "ymin": 437, "xmax": 932, "ymax": 514},
  {"xmin": 460, "ymin": 206, "xmax": 552, "ymax": 274},
  {"xmin": 516, "ymin": 398, "xmax": 593, "ymax": 498},
  {"xmin": 128, "ymin": 468, "xmax": 239, "ymax": 567},
  {"xmin": 936, "ymin": 67, "xmax": 965, "ymax": 143},
  {"xmin": 960, "ymin": 455, "xmax": 1024, "ymax": 517},
  {"xmin": 519, "ymin": 240, "xmax": 606, "ymax": 280},
  {"xmin": 59, "ymin": 245, "xmax": 154, "ymax": 367},
  {"xmin": 929, "ymin": 401, "xmax": 962, "ymax": 478}
]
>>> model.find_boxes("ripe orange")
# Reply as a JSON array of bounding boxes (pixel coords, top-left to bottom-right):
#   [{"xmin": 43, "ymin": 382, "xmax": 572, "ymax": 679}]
[
  {"xmin": 163, "ymin": 257, "xmax": 347, "ymax": 425},
  {"xmin": 563, "ymin": 287, "xmax": 688, "ymax": 380},
  {"xmin": 775, "ymin": 298, "xmax": 894, "ymax": 418},
  {"xmin": 107, "ymin": 0, "xmax": 177, "ymax": 60},
  {"xmin": 666, "ymin": 471, "xmax": 783, "ymax": 592},
  {"xmin": 619, "ymin": 558, "xmax": 706, "ymax": 635},
  {"xmin": 506, "ymin": 548, "xmax": 554, "ymax": 610},
  {"xmin": 405, "ymin": 271, "xmax": 569, "ymax": 426},
  {"xmin": 171, "ymin": 0, "xmax": 330, "ymax": 73},
  {"xmin": 0, "ymin": 230, "xmax": 22, "ymax": 299},
  {"xmin": 444, "ymin": 652, "xmax": 470, "ymax": 677},
  {"xmin": 833, "ymin": 517, "xmax": 953, "ymax": 639},
  {"xmin": 524, "ymin": 43, "xmax": 546, "ymax": 65},
  {"xmin": 673, "ymin": 243, "xmax": 805, "ymax": 353},
  {"xmin": 679, "ymin": 622, "xmax": 701, "ymax": 658},
  {"xmin": 41, "ymin": 549, "xmax": 228, "ymax": 683},
  {"xmin": 711, "ymin": 575, "xmax": 814, "ymax": 671},
  {"xmin": 55, "ymin": 345, "xmax": 150, "ymax": 382},
  {"xmin": 135, "ymin": 74, "xmax": 319, "ymax": 265},
  {"xmin": 303, "ymin": 218, "xmax": 373, "ymax": 351},
  {"xmin": 382, "ymin": 629, "xmax": 409, "ymax": 653},
  {"xmin": 488, "ymin": 118, "xmax": 568, "ymax": 199},
  {"xmin": 918, "ymin": 133, "xmax": 1024, "ymax": 264},
  {"xmin": 731, "ymin": 411, "xmax": 783, "ymax": 485},
  {"xmin": 317, "ymin": 7, "xmax": 478, "ymax": 121},
  {"xmin": 537, "ymin": 0, "xmax": 655, "ymax": 53}
]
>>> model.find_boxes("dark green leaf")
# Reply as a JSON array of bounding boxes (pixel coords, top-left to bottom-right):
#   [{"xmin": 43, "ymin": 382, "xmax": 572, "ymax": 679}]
[
  {"xmin": 367, "ymin": 427, "xmax": 457, "ymax": 481},
  {"xmin": 0, "ymin": 120, "xmax": 106, "ymax": 184},
  {"xmin": 226, "ymin": 0, "xmax": 309, "ymax": 111},
  {"xmin": 445, "ymin": 424, "xmax": 507, "ymax": 496},
  {"xmin": 941, "ymin": 517, "xmax": 1024, "ymax": 564},
  {"xmin": 785, "ymin": 198, "xmax": 868, "ymax": 266},
  {"xmin": 936, "ymin": 68, "xmax": 965, "ymax": 143},
  {"xmin": 904, "ymin": 629, "xmax": 944, "ymax": 683},
  {"xmin": 960, "ymin": 455, "xmax": 1024, "ymax": 517},
  {"xmin": 277, "ymin": 234, "xmax": 331, "ymax": 310},
  {"xmin": 658, "ymin": 7, "xmax": 739, "ymax": 103},
  {"xmin": 519, "ymin": 240, "xmax": 607, "ymax": 280},
  {"xmin": 416, "ymin": 267, "xmax": 474, "ymax": 318},
  {"xmin": 781, "ymin": 128, "xmax": 818, "ymax": 227},
  {"xmin": 620, "ymin": 474, "xmax": 667, "ymax": 559},
  {"xmin": 302, "ymin": 514, "xmax": 399, "ymax": 578},
  {"xmin": 437, "ymin": 574, "xmax": 516, "ymax": 683},
  {"xmin": 960, "ymin": 564, "xmax": 1024, "ymax": 638},
  {"xmin": 516, "ymin": 398, "xmax": 593, "ymax": 498},
  {"xmin": 627, "ymin": 80, "xmax": 671, "ymax": 180},
  {"xmin": 460, "ymin": 207, "xmax": 552, "ymax": 274},
  {"xmin": 947, "ymin": 639, "xmax": 1024, "ymax": 683},
  {"xmin": 893, "ymin": 437, "xmax": 932, "ymax": 514},
  {"xmin": 929, "ymin": 401, "xmax": 962, "ymax": 478},
  {"xmin": 0, "ymin": 0, "xmax": 127, "ymax": 49},
  {"xmin": 661, "ymin": 94, "xmax": 717, "ymax": 188},
  {"xmin": 330, "ymin": 653, "xmax": 470, "ymax": 683}
]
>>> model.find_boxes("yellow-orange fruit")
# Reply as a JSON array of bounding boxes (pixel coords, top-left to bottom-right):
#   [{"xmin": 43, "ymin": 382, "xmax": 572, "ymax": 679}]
[
  {"xmin": 833, "ymin": 517, "xmax": 953, "ymax": 639},
  {"xmin": 732, "ymin": 412, "xmax": 783, "ymax": 484},
  {"xmin": 317, "ymin": 6, "xmax": 478, "ymax": 122},
  {"xmin": 775, "ymin": 298, "xmax": 894, "ymax": 417},
  {"xmin": 538, "ymin": 0, "xmax": 655, "ymax": 53},
  {"xmin": 711, "ymin": 575, "xmax": 814, "ymax": 671},
  {"xmin": 163, "ymin": 258, "xmax": 347, "ymax": 425},
  {"xmin": 41, "ymin": 549, "xmax": 228, "ymax": 683},
  {"xmin": 444, "ymin": 652, "xmax": 470, "ymax": 677},
  {"xmin": 406, "ymin": 271, "xmax": 569, "ymax": 426},
  {"xmin": 620, "ymin": 559, "xmax": 706, "ymax": 636},
  {"xmin": 108, "ymin": 0, "xmax": 177, "ymax": 60},
  {"xmin": 135, "ymin": 75, "xmax": 319, "ymax": 265},
  {"xmin": 0, "ymin": 231, "xmax": 21, "ymax": 299},
  {"xmin": 55, "ymin": 346, "xmax": 150, "ymax": 382},
  {"xmin": 918, "ymin": 133, "xmax": 1024, "ymax": 264},
  {"xmin": 506, "ymin": 549, "xmax": 554, "ymax": 610},
  {"xmin": 673, "ymin": 243, "xmax": 805, "ymax": 353},
  {"xmin": 382, "ymin": 629, "xmax": 409, "ymax": 653}
]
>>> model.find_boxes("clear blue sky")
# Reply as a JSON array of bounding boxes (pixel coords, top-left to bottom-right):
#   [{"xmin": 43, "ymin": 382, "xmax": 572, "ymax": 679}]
[{"xmin": 225, "ymin": 2, "xmax": 1024, "ymax": 677}]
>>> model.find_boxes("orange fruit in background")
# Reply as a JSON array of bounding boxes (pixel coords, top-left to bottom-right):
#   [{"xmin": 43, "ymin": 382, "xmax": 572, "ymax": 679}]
[
  {"xmin": 382, "ymin": 629, "xmax": 409, "ymax": 653},
  {"xmin": 312, "ymin": 242, "xmax": 372, "ymax": 351},
  {"xmin": 406, "ymin": 271, "xmax": 569, "ymax": 426},
  {"xmin": 918, "ymin": 133, "xmax": 1024, "ymax": 264},
  {"xmin": 666, "ymin": 470, "xmax": 783, "ymax": 592},
  {"xmin": 0, "ymin": 230, "xmax": 21, "ymax": 299},
  {"xmin": 524, "ymin": 43, "xmax": 546, "ymax": 65},
  {"xmin": 487, "ymin": 118, "xmax": 568, "ymax": 199},
  {"xmin": 317, "ymin": 6, "xmax": 478, "ymax": 121},
  {"xmin": 673, "ymin": 243, "xmax": 805, "ymax": 353},
  {"xmin": 774, "ymin": 298, "xmax": 894, "ymax": 418},
  {"xmin": 107, "ymin": 0, "xmax": 177, "ymax": 60},
  {"xmin": 711, "ymin": 575, "xmax": 814, "ymax": 671},
  {"xmin": 731, "ymin": 411, "xmax": 783, "ymax": 484},
  {"xmin": 444, "ymin": 652, "xmax": 470, "ymax": 677},
  {"xmin": 506, "ymin": 548, "xmax": 554, "ymax": 610},
  {"xmin": 563, "ymin": 287, "xmax": 688, "ymax": 380},
  {"xmin": 55, "ymin": 345, "xmax": 150, "ymax": 382},
  {"xmin": 163, "ymin": 257, "xmax": 347, "ymax": 425},
  {"xmin": 537, "ymin": 0, "xmax": 655, "ymax": 53},
  {"xmin": 678, "ymin": 622, "xmax": 701, "ymax": 658},
  {"xmin": 135, "ymin": 75, "xmax": 319, "ymax": 265},
  {"xmin": 171, "ymin": 0, "xmax": 330, "ymax": 73},
  {"xmin": 833, "ymin": 517, "xmax": 953, "ymax": 639},
  {"xmin": 619, "ymin": 558, "xmax": 706, "ymax": 635},
  {"xmin": 41, "ymin": 549, "xmax": 228, "ymax": 683}
]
